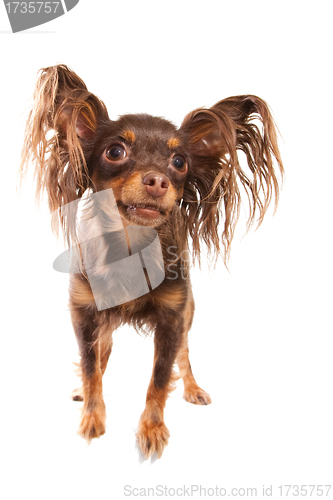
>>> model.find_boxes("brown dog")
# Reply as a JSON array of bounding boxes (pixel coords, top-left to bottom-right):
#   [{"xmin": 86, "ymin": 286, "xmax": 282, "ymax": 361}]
[{"xmin": 20, "ymin": 65, "xmax": 283, "ymax": 459}]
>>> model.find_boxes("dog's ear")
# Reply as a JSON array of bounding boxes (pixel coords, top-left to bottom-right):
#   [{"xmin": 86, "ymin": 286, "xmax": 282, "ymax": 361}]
[
  {"xmin": 20, "ymin": 65, "xmax": 109, "ymax": 245},
  {"xmin": 57, "ymin": 102, "xmax": 98, "ymax": 142},
  {"xmin": 52, "ymin": 65, "xmax": 108, "ymax": 141},
  {"xmin": 20, "ymin": 64, "xmax": 109, "ymax": 200},
  {"xmin": 179, "ymin": 95, "xmax": 284, "ymax": 262},
  {"xmin": 181, "ymin": 107, "xmax": 235, "ymax": 159}
]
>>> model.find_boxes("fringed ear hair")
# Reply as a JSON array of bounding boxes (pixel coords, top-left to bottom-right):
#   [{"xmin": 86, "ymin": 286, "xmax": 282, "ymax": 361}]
[
  {"xmin": 180, "ymin": 95, "xmax": 284, "ymax": 263},
  {"xmin": 19, "ymin": 64, "xmax": 109, "ymax": 246}
]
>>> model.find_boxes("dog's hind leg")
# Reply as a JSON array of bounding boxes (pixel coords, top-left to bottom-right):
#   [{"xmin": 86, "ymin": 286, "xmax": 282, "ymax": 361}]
[{"xmin": 177, "ymin": 287, "xmax": 212, "ymax": 406}]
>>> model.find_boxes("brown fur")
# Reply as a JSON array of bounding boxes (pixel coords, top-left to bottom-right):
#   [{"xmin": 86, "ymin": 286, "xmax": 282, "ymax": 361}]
[{"xmin": 20, "ymin": 65, "xmax": 283, "ymax": 459}]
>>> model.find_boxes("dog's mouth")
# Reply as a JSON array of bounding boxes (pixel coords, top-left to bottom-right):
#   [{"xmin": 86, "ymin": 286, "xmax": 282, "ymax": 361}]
[
  {"xmin": 117, "ymin": 201, "xmax": 168, "ymax": 226},
  {"xmin": 127, "ymin": 203, "xmax": 167, "ymax": 218}
]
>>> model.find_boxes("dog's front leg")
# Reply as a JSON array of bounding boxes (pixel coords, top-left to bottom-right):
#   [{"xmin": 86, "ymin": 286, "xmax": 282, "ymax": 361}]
[
  {"xmin": 136, "ymin": 318, "xmax": 182, "ymax": 459},
  {"xmin": 71, "ymin": 306, "xmax": 106, "ymax": 442}
]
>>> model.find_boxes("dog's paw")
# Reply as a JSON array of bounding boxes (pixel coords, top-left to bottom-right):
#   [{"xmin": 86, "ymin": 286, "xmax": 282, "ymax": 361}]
[
  {"xmin": 183, "ymin": 384, "xmax": 212, "ymax": 405},
  {"xmin": 136, "ymin": 417, "xmax": 170, "ymax": 459},
  {"xmin": 71, "ymin": 386, "xmax": 84, "ymax": 402},
  {"xmin": 77, "ymin": 403, "xmax": 106, "ymax": 442}
]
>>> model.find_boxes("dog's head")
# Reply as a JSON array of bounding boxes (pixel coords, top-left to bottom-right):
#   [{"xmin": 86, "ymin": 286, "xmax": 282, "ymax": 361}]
[
  {"xmin": 81, "ymin": 113, "xmax": 189, "ymax": 229},
  {"xmin": 20, "ymin": 65, "xmax": 283, "ymax": 261}
]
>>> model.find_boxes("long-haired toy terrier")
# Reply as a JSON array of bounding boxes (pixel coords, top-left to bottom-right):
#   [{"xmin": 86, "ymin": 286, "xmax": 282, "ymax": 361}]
[{"xmin": 20, "ymin": 65, "xmax": 283, "ymax": 459}]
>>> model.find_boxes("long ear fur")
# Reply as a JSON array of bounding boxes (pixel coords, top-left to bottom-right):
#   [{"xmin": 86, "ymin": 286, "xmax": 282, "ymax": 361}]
[
  {"xmin": 19, "ymin": 64, "xmax": 109, "ymax": 245},
  {"xmin": 180, "ymin": 95, "xmax": 284, "ymax": 263}
]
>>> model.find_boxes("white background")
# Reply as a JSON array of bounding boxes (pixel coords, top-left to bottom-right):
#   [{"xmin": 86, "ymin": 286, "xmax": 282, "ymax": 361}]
[{"xmin": 1, "ymin": 1, "xmax": 332, "ymax": 498}]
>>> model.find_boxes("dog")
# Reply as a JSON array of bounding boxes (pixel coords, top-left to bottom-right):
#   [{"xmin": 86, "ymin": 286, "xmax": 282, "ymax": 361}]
[{"xmin": 20, "ymin": 65, "xmax": 283, "ymax": 459}]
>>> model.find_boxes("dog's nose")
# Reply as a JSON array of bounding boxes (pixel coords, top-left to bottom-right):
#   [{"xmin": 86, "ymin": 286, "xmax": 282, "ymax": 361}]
[{"xmin": 142, "ymin": 173, "xmax": 169, "ymax": 198}]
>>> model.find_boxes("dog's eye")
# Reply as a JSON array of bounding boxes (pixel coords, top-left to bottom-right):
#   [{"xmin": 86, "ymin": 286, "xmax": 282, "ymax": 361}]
[
  {"xmin": 105, "ymin": 144, "xmax": 126, "ymax": 161},
  {"xmin": 171, "ymin": 155, "xmax": 187, "ymax": 172}
]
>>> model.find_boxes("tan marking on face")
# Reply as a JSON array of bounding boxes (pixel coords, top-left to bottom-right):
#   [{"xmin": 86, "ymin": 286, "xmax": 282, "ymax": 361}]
[
  {"xmin": 122, "ymin": 130, "xmax": 136, "ymax": 144},
  {"xmin": 105, "ymin": 177, "xmax": 125, "ymax": 201},
  {"xmin": 167, "ymin": 137, "xmax": 180, "ymax": 149}
]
